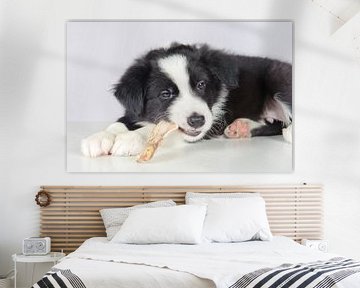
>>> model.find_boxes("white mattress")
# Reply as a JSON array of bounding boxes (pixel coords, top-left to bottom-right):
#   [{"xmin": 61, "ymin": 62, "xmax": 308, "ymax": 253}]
[{"xmin": 53, "ymin": 236, "xmax": 360, "ymax": 288}]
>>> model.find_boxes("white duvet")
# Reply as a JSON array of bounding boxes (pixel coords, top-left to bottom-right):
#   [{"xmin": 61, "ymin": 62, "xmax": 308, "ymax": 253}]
[{"xmin": 54, "ymin": 237, "xmax": 360, "ymax": 288}]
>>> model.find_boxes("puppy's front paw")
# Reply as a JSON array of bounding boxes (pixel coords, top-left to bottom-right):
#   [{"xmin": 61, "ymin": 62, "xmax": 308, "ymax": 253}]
[
  {"xmin": 110, "ymin": 131, "xmax": 146, "ymax": 156},
  {"xmin": 224, "ymin": 119, "xmax": 252, "ymax": 138},
  {"xmin": 282, "ymin": 124, "xmax": 292, "ymax": 143},
  {"xmin": 81, "ymin": 131, "xmax": 115, "ymax": 157}
]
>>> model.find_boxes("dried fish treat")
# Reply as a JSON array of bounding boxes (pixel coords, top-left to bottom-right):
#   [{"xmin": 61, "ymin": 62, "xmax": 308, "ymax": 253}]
[{"xmin": 137, "ymin": 121, "xmax": 178, "ymax": 162}]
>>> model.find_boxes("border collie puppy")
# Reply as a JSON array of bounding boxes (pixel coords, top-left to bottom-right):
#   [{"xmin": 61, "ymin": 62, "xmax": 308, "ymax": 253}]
[{"xmin": 81, "ymin": 43, "xmax": 292, "ymax": 158}]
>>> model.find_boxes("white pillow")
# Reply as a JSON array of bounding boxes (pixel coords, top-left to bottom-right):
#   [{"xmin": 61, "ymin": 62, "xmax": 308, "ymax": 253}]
[
  {"xmin": 202, "ymin": 197, "xmax": 272, "ymax": 243},
  {"xmin": 100, "ymin": 200, "xmax": 176, "ymax": 240},
  {"xmin": 186, "ymin": 192, "xmax": 259, "ymax": 204},
  {"xmin": 111, "ymin": 205, "xmax": 207, "ymax": 244}
]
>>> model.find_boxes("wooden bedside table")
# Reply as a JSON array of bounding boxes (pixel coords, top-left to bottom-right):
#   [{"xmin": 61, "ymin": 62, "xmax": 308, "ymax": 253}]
[{"xmin": 12, "ymin": 252, "xmax": 65, "ymax": 288}]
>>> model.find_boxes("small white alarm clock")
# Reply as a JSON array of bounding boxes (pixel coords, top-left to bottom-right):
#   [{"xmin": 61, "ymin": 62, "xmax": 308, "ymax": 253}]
[
  {"xmin": 23, "ymin": 237, "xmax": 51, "ymax": 255},
  {"xmin": 301, "ymin": 239, "xmax": 328, "ymax": 252}
]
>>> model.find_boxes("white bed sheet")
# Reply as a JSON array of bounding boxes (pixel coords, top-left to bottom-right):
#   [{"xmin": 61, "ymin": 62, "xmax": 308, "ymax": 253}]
[
  {"xmin": 55, "ymin": 258, "xmax": 213, "ymax": 288},
  {"xmin": 54, "ymin": 236, "xmax": 360, "ymax": 288}
]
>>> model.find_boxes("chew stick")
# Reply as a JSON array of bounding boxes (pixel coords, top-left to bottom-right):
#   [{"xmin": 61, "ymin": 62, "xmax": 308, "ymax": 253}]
[{"xmin": 137, "ymin": 121, "xmax": 178, "ymax": 163}]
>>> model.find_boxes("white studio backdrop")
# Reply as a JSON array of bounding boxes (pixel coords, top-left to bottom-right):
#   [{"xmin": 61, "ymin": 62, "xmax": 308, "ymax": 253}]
[{"xmin": 67, "ymin": 21, "xmax": 292, "ymax": 122}]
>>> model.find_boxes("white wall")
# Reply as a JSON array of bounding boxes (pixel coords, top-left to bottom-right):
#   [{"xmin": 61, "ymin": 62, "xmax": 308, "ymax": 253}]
[{"xmin": 1, "ymin": 0, "xmax": 360, "ymax": 286}]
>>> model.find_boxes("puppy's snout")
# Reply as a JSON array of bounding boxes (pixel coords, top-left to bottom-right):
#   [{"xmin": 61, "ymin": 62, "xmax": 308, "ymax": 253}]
[{"xmin": 187, "ymin": 113, "xmax": 205, "ymax": 128}]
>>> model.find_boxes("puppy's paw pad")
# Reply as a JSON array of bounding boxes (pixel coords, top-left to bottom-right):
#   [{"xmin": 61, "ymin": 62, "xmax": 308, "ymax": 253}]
[
  {"xmin": 224, "ymin": 119, "xmax": 252, "ymax": 138},
  {"xmin": 81, "ymin": 131, "xmax": 115, "ymax": 157},
  {"xmin": 110, "ymin": 131, "xmax": 146, "ymax": 157}
]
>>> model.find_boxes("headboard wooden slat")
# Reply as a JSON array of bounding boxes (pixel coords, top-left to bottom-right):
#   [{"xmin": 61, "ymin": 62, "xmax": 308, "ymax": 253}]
[{"xmin": 39, "ymin": 184, "xmax": 323, "ymax": 253}]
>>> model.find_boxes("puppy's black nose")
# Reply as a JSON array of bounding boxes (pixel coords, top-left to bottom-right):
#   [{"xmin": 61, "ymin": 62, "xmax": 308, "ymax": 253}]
[{"xmin": 187, "ymin": 114, "xmax": 205, "ymax": 128}]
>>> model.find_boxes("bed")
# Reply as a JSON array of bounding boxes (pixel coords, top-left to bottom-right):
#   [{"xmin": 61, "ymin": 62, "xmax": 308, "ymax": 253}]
[
  {"xmin": 33, "ymin": 185, "xmax": 360, "ymax": 288},
  {"xmin": 33, "ymin": 236, "xmax": 360, "ymax": 288}
]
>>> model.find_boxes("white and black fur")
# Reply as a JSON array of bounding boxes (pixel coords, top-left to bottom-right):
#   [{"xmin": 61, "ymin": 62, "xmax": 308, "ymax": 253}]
[{"xmin": 81, "ymin": 43, "xmax": 292, "ymax": 157}]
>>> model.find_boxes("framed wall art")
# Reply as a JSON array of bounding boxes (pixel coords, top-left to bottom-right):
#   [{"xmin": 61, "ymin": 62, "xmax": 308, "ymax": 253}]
[{"xmin": 67, "ymin": 21, "xmax": 293, "ymax": 172}]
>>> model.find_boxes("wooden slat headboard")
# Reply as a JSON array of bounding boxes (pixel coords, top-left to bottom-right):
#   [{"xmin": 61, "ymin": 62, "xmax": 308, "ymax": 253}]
[{"xmin": 39, "ymin": 184, "xmax": 323, "ymax": 253}]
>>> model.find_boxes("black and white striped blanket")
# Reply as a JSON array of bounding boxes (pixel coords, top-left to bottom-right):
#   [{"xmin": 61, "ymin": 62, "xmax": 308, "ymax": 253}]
[
  {"xmin": 32, "ymin": 258, "xmax": 359, "ymax": 288},
  {"xmin": 229, "ymin": 257, "xmax": 360, "ymax": 288},
  {"xmin": 32, "ymin": 268, "xmax": 86, "ymax": 288}
]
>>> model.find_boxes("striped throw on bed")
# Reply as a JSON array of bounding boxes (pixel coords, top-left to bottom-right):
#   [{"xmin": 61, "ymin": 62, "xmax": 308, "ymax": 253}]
[
  {"xmin": 229, "ymin": 257, "xmax": 360, "ymax": 288},
  {"xmin": 32, "ymin": 268, "xmax": 85, "ymax": 288}
]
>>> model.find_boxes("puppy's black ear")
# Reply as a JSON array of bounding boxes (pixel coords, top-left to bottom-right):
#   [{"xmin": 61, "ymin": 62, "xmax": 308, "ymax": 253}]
[
  {"xmin": 113, "ymin": 60, "xmax": 150, "ymax": 117},
  {"xmin": 198, "ymin": 45, "xmax": 239, "ymax": 89},
  {"xmin": 170, "ymin": 41, "xmax": 181, "ymax": 48}
]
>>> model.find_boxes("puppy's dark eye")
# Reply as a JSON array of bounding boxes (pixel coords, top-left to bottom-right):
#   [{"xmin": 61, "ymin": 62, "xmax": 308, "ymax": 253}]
[
  {"xmin": 159, "ymin": 89, "xmax": 173, "ymax": 100},
  {"xmin": 196, "ymin": 80, "xmax": 206, "ymax": 90}
]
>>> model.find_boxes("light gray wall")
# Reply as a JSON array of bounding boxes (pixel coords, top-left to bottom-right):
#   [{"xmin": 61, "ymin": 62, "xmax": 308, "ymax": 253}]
[
  {"xmin": 67, "ymin": 21, "xmax": 292, "ymax": 122},
  {"xmin": 1, "ymin": 0, "xmax": 360, "ymax": 287}
]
